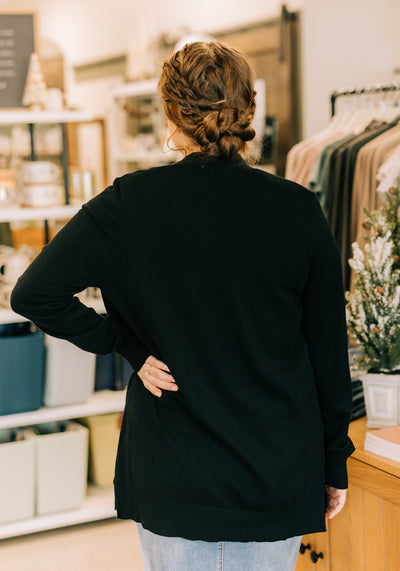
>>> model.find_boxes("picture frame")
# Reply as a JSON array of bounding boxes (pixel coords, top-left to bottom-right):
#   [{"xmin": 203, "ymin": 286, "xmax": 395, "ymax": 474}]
[{"xmin": 0, "ymin": 11, "xmax": 38, "ymax": 108}]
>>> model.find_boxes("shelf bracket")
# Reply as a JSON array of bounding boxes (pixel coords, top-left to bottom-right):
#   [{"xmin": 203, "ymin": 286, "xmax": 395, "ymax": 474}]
[
  {"xmin": 61, "ymin": 123, "xmax": 70, "ymax": 205},
  {"xmin": 28, "ymin": 124, "xmax": 36, "ymax": 161}
]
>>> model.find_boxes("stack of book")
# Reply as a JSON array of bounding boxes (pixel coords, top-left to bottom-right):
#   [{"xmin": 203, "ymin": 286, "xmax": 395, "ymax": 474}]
[{"xmin": 364, "ymin": 425, "xmax": 400, "ymax": 463}]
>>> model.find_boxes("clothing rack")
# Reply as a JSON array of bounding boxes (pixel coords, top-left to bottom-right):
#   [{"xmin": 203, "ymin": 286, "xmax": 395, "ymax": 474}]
[{"xmin": 330, "ymin": 82, "xmax": 400, "ymax": 117}]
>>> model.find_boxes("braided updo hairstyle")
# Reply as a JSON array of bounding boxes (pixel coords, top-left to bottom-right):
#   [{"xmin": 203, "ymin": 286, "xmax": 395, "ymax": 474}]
[{"xmin": 158, "ymin": 41, "xmax": 257, "ymax": 159}]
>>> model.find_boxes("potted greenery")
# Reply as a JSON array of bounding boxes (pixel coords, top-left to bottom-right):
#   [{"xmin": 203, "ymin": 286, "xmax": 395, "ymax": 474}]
[{"xmin": 346, "ymin": 179, "xmax": 400, "ymax": 428}]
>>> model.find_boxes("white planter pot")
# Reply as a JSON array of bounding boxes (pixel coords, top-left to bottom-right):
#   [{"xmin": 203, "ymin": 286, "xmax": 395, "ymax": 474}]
[{"xmin": 360, "ymin": 372, "xmax": 400, "ymax": 428}]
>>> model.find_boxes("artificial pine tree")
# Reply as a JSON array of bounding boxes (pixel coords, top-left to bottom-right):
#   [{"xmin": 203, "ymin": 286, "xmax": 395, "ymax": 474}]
[
  {"xmin": 22, "ymin": 53, "xmax": 47, "ymax": 110},
  {"xmin": 346, "ymin": 178, "xmax": 400, "ymax": 372}
]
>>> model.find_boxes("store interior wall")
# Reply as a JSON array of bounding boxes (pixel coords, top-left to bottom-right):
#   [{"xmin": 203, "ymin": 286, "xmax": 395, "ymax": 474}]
[
  {"xmin": 302, "ymin": 0, "xmax": 400, "ymax": 138},
  {"xmin": 1, "ymin": 1, "xmax": 303, "ymax": 107},
  {"xmin": 1, "ymin": 0, "xmax": 303, "ymax": 65},
  {"xmin": 1, "ymin": 0, "xmax": 400, "ymax": 160},
  {"xmin": 2, "ymin": 1, "xmax": 298, "ymax": 114}
]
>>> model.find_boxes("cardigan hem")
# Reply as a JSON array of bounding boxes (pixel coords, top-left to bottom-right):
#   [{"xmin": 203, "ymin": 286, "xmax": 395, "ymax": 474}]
[{"xmin": 114, "ymin": 494, "xmax": 327, "ymax": 542}]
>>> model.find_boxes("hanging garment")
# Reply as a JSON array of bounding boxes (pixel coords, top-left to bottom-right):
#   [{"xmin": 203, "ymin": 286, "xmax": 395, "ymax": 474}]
[
  {"xmin": 292, "ymin": 132, "xmax": 347, "ymax": 189},
  {"xmin": 376, "ymin": 145, "xmax": 400, "ymax": 193},
  {"xmin": 309, "ymin": 135, "xmax": 354, "ymax": 211},
  {"xmin": 349, "ymin": 123, "xmax": 400, "ymax": 290},
  {"xmin": 351, "ymin": 124, "xmax": 400, "ymax": 245},
  {"xmin": 285, "ymin": 129, "xmax": 346, "ymax": 184},
  {"xmin": 327, "ymin": 121, "xmax": 396, "ymax": 289}
]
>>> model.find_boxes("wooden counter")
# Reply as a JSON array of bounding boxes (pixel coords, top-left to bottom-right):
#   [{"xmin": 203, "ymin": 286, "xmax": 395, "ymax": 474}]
[
  {"xmin": 296, "ymin": 416, "xmax": 400, "ymax": 571},
  {"xmin": 349, "ymin": 416, "xmax": 400, "ymax": 480}
]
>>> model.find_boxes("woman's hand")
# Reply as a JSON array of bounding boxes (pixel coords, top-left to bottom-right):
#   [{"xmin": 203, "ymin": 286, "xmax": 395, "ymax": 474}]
[
  {"xmin": 325, "ymin": 485, "xmax": 347, "ymax": 519},
  {"xmin": 138, "ymin": 355, "xmax": 179, "ymax": 397}
]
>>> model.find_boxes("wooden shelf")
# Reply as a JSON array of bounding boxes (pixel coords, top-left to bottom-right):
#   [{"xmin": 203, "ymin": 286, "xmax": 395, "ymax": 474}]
[
  {"xmin": 0, "ymin": 485, "xmax": 116, "ymax": 540},
  {"xmin": 0, "ymin": 204, "xmax": 80, "ymax": 223},
  {"xmin": 0, "ymin": 388, "xmax": 126, "ymax": 430},
  {"xmin": 0, "ymin": 110, "xmax": 93, "ymax": 125}
]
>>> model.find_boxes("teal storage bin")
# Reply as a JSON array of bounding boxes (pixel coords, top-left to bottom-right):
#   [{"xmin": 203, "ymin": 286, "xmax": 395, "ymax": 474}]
[{"xmin": 0, "ymin": 330, "xmax": 45, "ymax": 414}]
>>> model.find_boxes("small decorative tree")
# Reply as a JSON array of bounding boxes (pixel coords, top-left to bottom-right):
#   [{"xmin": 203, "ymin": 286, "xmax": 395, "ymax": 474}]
[
  {"xmin": 22, "ymin": 53, "xmax": 47, "ymax": 110},
  {"xmin": 346, "ymin": 179, "xmax": 400, "ymax": 373}
]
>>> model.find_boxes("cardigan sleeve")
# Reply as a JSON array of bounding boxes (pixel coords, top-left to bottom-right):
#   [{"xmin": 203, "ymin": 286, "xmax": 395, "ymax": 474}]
[
  {"xmin": 301, "ymin": 192, "xmax": 356, "ymax": 489},
  {"xmin": 10, "ymin": 180, "xmax": 150, "ymax": 373}
]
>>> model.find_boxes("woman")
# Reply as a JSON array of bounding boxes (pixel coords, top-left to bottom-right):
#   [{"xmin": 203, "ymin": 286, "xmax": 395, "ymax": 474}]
[{"xmin": 11, "ymin": 41, "xmax": 355, "ymax": 571}]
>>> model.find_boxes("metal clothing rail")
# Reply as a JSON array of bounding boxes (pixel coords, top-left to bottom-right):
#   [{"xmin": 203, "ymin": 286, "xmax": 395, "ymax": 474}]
[{"xmin": 330, "ymin": 81, "xmax": 400, "ymax": 116}]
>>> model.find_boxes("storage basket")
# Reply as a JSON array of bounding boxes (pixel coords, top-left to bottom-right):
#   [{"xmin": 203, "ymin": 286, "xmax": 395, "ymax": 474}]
[
  {"xmin": 44, "ymin": 336, "xmax": 96, "ymax": 406},
  {"xmin": 119, "ymin": 354, "xmax": 133, "ymax": 388},
  {"xmin": 94, "ymin": 353, "xmax": 114, "ymax": 391},
  {"xmin": 34, "ymin": 421, "xmax": 89, "ymax": 515},
  {"xmin": 0, "ymin": 330, "xmax": 44, "ymax": 415},
  {"xmin": 0, "ymin": 429, "xmax": 35, "ymax": 524},
  {"xmin": 94, "ymin": 353, "xmax": 133, "ymax": 391},
  {"xmin": 78, "ymin": 413, "xmax": 121, "ymax": 487}
]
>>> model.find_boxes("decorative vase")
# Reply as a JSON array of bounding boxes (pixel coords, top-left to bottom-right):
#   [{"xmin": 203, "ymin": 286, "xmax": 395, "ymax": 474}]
[{"xmin": 360, "ymin": 372, "xmax": 400, "ymax": 428}]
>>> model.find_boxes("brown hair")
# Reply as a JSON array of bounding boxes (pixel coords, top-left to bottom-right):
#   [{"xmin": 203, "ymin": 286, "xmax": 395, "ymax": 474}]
[{"xmin": 158, "ymin": 41, "xmax": 256, "ymax": 160}]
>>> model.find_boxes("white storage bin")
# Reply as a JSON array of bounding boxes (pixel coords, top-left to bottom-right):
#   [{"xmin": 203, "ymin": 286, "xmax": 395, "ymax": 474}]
[
  {"xmin": 44, "ymin": 336, "xmax": 96, "ymax": 406},
  {"xmin": 34, "ymin": 421, "xmax": 88, "ymax": 515},
  {"xmin": 0, "ymin": 429, "xmax": 35, "ymax": 524}
]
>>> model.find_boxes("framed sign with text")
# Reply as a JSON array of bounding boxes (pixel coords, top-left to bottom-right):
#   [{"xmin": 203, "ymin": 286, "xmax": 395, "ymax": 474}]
[{"xmin": 0, "ymin": 12, "xmax": 37, "ymax": 108}]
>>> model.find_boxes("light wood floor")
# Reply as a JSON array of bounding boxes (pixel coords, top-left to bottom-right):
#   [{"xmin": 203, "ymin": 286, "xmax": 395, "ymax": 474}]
[{"xmin": 0, "ymin": 519, "xmax": 144, "ymax": 571}]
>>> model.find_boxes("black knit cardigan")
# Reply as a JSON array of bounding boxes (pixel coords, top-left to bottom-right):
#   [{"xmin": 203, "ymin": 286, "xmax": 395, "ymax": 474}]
[{"xmin": 11, "ymin": 152, "xmax": 355, "ymax": 542}]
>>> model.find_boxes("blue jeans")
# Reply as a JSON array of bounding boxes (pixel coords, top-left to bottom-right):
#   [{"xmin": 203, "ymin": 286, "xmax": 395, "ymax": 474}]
[{"xmin": 136, "ymin": 523, "xmax": 302, "ymax": 571}]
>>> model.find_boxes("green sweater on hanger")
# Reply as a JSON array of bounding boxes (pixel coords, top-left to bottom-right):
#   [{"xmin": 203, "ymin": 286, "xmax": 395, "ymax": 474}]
[{"xmin": 10, "ymin": 152, "xmax": 355, "ymax": 542}]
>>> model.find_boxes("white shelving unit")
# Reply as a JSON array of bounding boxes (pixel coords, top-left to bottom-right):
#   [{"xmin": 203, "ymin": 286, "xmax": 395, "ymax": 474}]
[
  {"xmin": 0, "ymin": 109, "xmax": 120, "ymax": 540},
  {"xmin": 0, "ymin": 390, "xmax": 127, "ymax": 539},
  {"xmin": 114, "ymin": 148, "xmax": 170, "ymax": 164},
  {"xmin": 0, "ymin": 108, "xmax": 94, "ymax": 209},
  {"xmin": 0, "ymin": 110, "xmax": 93, "ymax": 125},
  {"xmin": 107, "ymin": 79, "xmax": 179, "ymax": 180},
  {"xmin": 0, "ymin": 204, "xmax": 80, "ymax": 223},
  {"xmin": 0, "ymin": 481, "xmax": 116, "ymax": 540},
  {"xmin": 0, "ymin": 388, "xmax": 126, "ymax": 431},
  {"xmin": 111, "ymin": 78, "xmax": 158, "ymax": 99}
]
